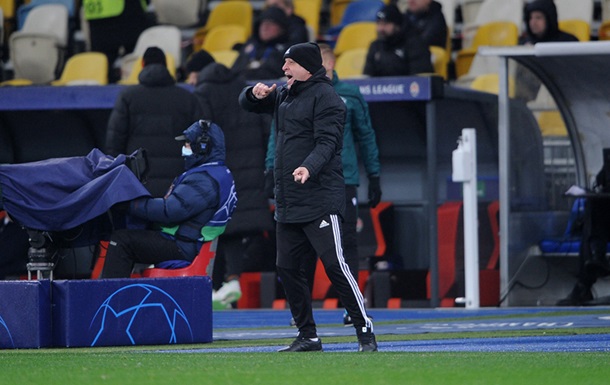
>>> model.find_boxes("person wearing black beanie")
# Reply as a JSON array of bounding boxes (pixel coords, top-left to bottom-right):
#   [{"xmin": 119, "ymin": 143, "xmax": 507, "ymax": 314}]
[{"xmin": 239, "ymin": 42, "xmax": 378, "ymax": 353}]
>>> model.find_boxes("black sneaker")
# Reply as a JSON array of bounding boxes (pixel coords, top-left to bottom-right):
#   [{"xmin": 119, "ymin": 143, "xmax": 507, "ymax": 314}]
[
  {"xmin": 356, "ymin": 327, "xmax": 378, "ymax": 352},
  {"xmin": 278, "ymin": 337, "xmax": 323, "ymax": 352}
]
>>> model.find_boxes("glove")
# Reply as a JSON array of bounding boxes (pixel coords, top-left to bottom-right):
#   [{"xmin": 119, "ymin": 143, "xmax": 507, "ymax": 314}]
[
  {"xmin": 368, "ymin": 176, "xmax": 382, "ymax": 208},
  {"xmin": 264, "ymin": 169, "xmax": 275, "ymax": 199}
]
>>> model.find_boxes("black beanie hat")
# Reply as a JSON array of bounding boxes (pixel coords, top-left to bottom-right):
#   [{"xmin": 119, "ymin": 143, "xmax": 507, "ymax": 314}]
[
  {"xmin": 376, "ymin": 4, "xmax": 403, "ymax": 26},
  {"xmin": 142, "ymin": 46, "xmax": 166, "ymax": 67},
  {"xmin": 185, "ymin": 50, "xmax": 215, "ymax": 73},
  {"xmin": 283, "ymin": 42, "xmax": 323, "ymax": 74}
]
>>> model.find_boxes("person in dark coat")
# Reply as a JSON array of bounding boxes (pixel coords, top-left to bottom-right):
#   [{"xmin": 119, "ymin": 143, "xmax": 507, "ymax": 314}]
[
  {"xmin": 403, "ymin": 0, "xmax": 448, "ymax": 49},
  {"xmin": 364, "ymin": 4, "xmax": 433, "ymax": 77},
  {"xmin": 264, "ymin": 0, "xmax": 310, "ymax": 45},
  {"xmin": 520, "ymin": 0, "xmax": 579, "ymax": 45},
  {"xmin": 101, "ymin": 121, "xmax": 237, "ymax": 278},
  {"xmin": 515, "ymin": 0, "xmax": 578, "ymax": 101},
  {"xmin": 239, "ymin": 42, "xmax": 377, "ymax": 352},
  {"xmin": 105, "ymin": 47, "xmax": 204, "ymax": 197},
  {"xmin": 193, "ymin": 62, "xmax": 275, "ymax": 308},
  {"xmin": 231, "ymin": 6, "xmax": 291, "ymax": 80}
]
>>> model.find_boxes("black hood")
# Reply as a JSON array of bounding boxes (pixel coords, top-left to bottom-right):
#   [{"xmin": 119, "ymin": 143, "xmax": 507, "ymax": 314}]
[{"xmin": 524, "ymin": 0, "xmax": 560, "ymax": 42}]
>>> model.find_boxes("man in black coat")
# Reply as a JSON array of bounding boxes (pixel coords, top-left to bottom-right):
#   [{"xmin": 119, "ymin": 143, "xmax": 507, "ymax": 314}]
[
  {"xmin": 403, "ymin": 0, "xmax": 449, "ymax": 49},
  {"xmin": 106, "ymin": 47, "xmax": 204, "ymax": 197},
  {"xmin": 194, "ymin": 62, "xmax": 275, "ymax": 309},
  {"xmin": 239, "ymin": 42, "xmax": 377, "ymax": 352},
  {"xmin": 364, "ymin": 4, "xmax": 433, "ymax": 77}
]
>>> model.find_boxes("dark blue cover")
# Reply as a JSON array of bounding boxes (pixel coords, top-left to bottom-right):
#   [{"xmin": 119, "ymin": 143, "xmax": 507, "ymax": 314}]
[
  {"xmin": 0, "ymin": 280, "xmax": 52, "ymax": 348},
  {"xmin": 52, "ymin": 278, "xmax": 213, "ymax": 347},
  {"xmin": 0, "ymin": 149, "xmax": 150, "ymax": 231}
]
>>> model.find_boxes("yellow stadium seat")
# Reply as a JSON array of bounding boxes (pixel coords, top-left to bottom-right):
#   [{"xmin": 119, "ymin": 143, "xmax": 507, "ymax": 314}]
[
  {"xmin": 558, "ymin": 19, "xmax": 590, "ymax": 42},
  {"xmin": 429, "ymin": 46, "xmax": 449, "ymax": 80},
  {"xmin": 202, "ymin": 25, "xmax": 247, "ymax": 52},
  {"xmin": 119, "ymin": 54, "xmax": 176, "ymax": 85},
  {"xmin": 210, "ymin": 50, "xmax": 240, "ymax": 68},
  {"xmin": 329, "ymin": 0, "xmax": 352, "ymax": 27},
  {"xmin": 334, "ymin": 47, "xmax": 367, "ymax": 79},
  {"xmin": 537, "ymin": 110, "xmax": 568, "ymax": 137},
  {"xmin": 334, "ymin": 21, "xmax": 376, "ymax": 58},
  {"xmin": 294, "ymin": 0, "xmax": 322, "ymax": 39},
  {"xmin": 51, "ymin": 52, "xmax": 108, "ymax": 86},
  {"xmin": 455, "ymin": 21, "xmax": 519, "ymax": 78},
  {"xmin": 193, "ymin": 1, "xmax": 253, "ymax": 52},
  {"xmin": 469, "ymin": 73, "xmax": 515, "ymax": 97},
  {"xmin": 0, "ymin": 78, "xmax": 34, "ymax": 86}
]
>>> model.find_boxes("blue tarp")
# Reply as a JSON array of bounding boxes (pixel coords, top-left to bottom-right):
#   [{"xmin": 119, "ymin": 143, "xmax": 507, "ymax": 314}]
[{"xmin": 0, "ymin": 149, "xmax": 150, "ymax": 231}]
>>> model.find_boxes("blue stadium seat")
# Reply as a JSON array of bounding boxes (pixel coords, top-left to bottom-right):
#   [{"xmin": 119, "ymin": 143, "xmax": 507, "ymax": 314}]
[{"xmin": 324, "ymin": 0, "xmax": 384, "ymax": 41}]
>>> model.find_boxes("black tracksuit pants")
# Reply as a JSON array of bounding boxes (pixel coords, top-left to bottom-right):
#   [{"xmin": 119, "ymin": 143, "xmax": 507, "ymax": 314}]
[{"xmin": 276, "ymin": 213, "xmax": 373, "ymax": 339}]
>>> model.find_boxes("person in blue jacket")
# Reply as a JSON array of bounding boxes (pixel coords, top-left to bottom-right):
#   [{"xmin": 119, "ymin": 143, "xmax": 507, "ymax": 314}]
[{"xmin": 101, "ymin": 120, "xmax": 237, "ymax": 278}]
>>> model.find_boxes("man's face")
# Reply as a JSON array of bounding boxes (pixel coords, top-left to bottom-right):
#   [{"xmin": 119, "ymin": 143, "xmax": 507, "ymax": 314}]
[
  {"xmin": 529, "ymin": 10, "xmax": 547, "ymax": 37},
  {"xmin": 259, "ymin": 20, "xmax": 283, "ymax": 42},
  {"xmin": 282, "ymin": 58, "xmax": 312, "ymax": 88},
  {"xmin": 407, "ymin": 0, "xmax": 432, "ymax": 13},
  {"xmin": 376, "ymin": 20, "xmax": 400, "ymax": 40}
]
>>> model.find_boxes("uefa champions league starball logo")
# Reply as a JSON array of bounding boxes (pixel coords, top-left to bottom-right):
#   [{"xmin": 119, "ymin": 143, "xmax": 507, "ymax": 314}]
[
  {"xmin": 0, "ymin": 315, "xmax": 15, "ymax": 348},
  {"xmin": 89, "ymin": 284, "xmax": 194, "ymax": 347}
]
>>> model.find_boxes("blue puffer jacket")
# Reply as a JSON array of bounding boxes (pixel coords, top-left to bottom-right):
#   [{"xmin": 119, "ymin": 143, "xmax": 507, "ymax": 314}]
[{"xmin": 128, "ymin": 123, "xmax": 237, "ymax": 260}]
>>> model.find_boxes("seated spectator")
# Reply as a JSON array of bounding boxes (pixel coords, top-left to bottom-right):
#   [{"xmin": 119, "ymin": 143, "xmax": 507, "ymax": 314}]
[
  {"xmin": 520, "ymin": 0, "xmax": 579, "ymax": 45},
  {"xmin": 403, "ymin": 0, "xmax": 448, "ymax": 49},
  {"xmin": 265, "ymin": 0, "xmax": 310, "ymax": 45},
  {"xmin": 231, "ymin": 6, "xmax": 291, "ymax": 80},
  {"xmin": 184, "ymin": 50, "xmax": 216, "ymax": 86},
  {"xmin": 101, "ymin": 121, "xmax": 237, "ymax": 278},
  {"xmin": 364, "ymin": 4, "xmax": 433, "ymax": 77},
  {"xmin": 515, "ymin": 0, "xmax": 578, "ymax": 101}
]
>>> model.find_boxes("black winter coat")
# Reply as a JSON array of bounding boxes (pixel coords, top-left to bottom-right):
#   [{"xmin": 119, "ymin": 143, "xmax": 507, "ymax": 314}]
[
  {"xmin": 194, "ymin": 63, "xmax": 274, "ymax": 234},
  {"xmin": 239, "ymin": 68, "xmax": 347, "ymax": 223},
  {"xmin": 404, "ymin": 0, "xmax": 448, "ymax": 49},
  {"xmin": 364, "ymin": 28, "xmax": 433, "ymax": 77},
  {"xmin": 105, "ymin": 64, "xmax": 203, "ymax": 197}
]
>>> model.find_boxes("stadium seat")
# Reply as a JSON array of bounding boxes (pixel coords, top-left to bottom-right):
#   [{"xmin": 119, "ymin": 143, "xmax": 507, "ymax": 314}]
[
  {"xmin": 294, "ymin": 0, "xmax": 322, "ymax": 39},
  {"xmin": 210, "ymin": 50, "xmax": 239, "ymax": 68},
  {"xmin": 325, "ymin": 0, "xmax": 383, "ymax": 40},
  {"xmin": 333, "ymin": 21, "xmax": 376, "ymax": 58},
  {"xmin": 8, "ymin": 3, "xmax": 68, "ymax": 84},
  {"xmin": 192, "ymin": 1, "xmax": 253, "ymax": 52},
  {"xmin": 455, "ymin": 21, "xmax": 519, "ymax": 78},
  {"xmin": 15, "ymin": 0, "xmax": 74, "ymax": 30},
  {"xmin": 51, "ymin": 52, "xmax": 108, "ymax": 86},
  {"xmin": 558, "ymin": 19, "xmax": 590, "ymax": 42},
  {"xmin": 119, "ymin": 53, "xmax": 176, "ymax": 85},
  {"xmin": 329, "ymin": 0, "xmax": 353, "ymax": 27},
  {"xmin": 150, "ymin": 0, "xmax": 202, "ymax": 28},
  {"xmin": 334, "ymin": 47, "xmax": 367, "ymax": 78},
  {"xmin": 461, "ymin": 0, "xmax": 523, "ymax": 50},
  {"xmin": 140, "ymin": 239, "xmax": 218, "ymax": 278},
  {"xmin": 536, "ymin": 110, "xmax": 568, "ymax": 137},
  {"xmin": 429, "ymin": 45, "xmax": 449, "ymax": 80},
  {"xmin": 119, "ymin": 25, "xmax": 182, "ymax": 82},
  {"xmin": 202, "ymin": 24, "xmax": 247, "ymax": 53},
  {"xmin": 469, "ymin": 73, "xmax": 515, "ymax": 97}
]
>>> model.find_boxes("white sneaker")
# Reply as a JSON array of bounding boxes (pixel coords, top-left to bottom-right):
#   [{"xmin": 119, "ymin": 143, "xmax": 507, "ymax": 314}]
[{"xmin": 212, "ymin": 279, "xmax": 242, "ymax": 310}]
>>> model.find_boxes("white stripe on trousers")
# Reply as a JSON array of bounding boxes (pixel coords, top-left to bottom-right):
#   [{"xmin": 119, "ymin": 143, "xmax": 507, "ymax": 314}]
[{"xmin": 330, "ymin": 214, "xmax": 373, "ymax": 331}]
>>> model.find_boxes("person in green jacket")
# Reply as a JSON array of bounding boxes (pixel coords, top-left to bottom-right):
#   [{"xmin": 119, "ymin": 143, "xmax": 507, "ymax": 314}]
[{"xmin": 265, "ymin": 43, "xmax": 382, "ymax": 326}]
